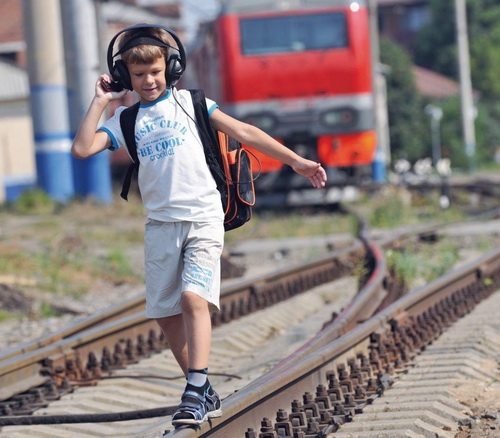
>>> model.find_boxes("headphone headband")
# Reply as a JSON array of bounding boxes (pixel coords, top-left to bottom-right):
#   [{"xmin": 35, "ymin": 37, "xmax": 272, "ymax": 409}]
[
  {"xmin": 106, "ymin": 23, "xmax": 186, "ymax": 90},
  {"xmin": 114, "ymin": 35, "xmax": 173, "ymax": 57}
]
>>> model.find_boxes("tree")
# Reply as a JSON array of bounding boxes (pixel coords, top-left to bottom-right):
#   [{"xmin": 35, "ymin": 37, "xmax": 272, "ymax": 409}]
[
  {"xmin": 412, "ymin": 0, "xmax": 500, "ymax": 169},
  {"xmin": 379, "ymin": 37, "xmax": 429, "ymax": 162},
  {"xmin": 467, "ymin": 0, "xmax": 500, "ymax": 99},
  {"xmin": 413, "ymin": 0, "xmax": 457, "ymax": 79}
]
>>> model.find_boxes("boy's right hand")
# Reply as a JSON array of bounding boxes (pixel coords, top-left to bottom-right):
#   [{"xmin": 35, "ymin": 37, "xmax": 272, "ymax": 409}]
[{"xmin": 97, "ymin": 75, "xmax": 128, "ymax": 100}]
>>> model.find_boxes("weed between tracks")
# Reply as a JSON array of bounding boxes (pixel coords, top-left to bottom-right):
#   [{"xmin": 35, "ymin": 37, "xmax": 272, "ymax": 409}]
[{"xmin": 386, "ymin": 242, "xmax": 461, "ymax": 288}]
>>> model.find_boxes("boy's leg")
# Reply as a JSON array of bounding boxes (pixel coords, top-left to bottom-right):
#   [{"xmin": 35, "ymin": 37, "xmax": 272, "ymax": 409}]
[
  {"xmin": 156, "ymin": 314, "xmax": 188, "ymax": 375},
  {"xmin": 172, "ymin": 221, "xmax": 223, "ymax": 425},
  {"xmin": 155, "ymin": 290, "xmax": 212, "ymax": 375},
  {"xmin": 145, "ymin": 220, "xmax": 187, "ymax": 373},
  {"xmin": 172, "ymin": 291, "xmax": 221, "ymax": 425},
  {"xmin": 180, "ymin": 291, "xmax": 211, "ymax": 369}
]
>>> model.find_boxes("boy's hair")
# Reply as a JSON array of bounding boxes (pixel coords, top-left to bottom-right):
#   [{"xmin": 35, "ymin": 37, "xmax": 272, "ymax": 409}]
[{"xmin": 118, "ymin": 27, "xmax": 173, "ymax": 65}]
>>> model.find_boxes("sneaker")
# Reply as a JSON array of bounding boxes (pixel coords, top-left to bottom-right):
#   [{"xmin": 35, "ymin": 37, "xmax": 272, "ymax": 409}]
[
  {"xmin": 172, "ymin": 389, "xmax": 208, "ymax": 426},
  {"xmin": 205, "ymin": 388, "xmax": 222, "ymax": 418}
]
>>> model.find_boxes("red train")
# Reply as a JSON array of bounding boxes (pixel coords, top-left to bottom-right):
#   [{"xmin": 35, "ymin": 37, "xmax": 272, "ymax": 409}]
[{"xmin": 185, "ymin": 0, "xmax": 376, "ymax": 202}]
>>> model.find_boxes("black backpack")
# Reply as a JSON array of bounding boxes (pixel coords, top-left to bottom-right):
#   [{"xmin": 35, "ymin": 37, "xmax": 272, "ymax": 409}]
[{"xmin": 119, "ymin": 89, "xmax": 257, "ymax": 231}]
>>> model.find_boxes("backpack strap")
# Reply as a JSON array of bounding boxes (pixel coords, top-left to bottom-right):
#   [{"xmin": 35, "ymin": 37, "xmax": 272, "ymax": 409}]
[
  {"xmin": 119, "ymin": 102, "xmax": 141, "ymax": 200},
  {"xmin": 188, "ymin": 89, "xmax": 226, "ymax": 187}
]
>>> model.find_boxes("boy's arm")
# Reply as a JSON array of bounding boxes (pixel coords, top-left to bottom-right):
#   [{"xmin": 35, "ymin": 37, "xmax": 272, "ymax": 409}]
[
  {"xmin": 71, "ymin": 75, "xmax": 128, "ymax": 159},
  {"xmin": 209, "ymin": 109, "xmax": 327, "ymax": 189}
]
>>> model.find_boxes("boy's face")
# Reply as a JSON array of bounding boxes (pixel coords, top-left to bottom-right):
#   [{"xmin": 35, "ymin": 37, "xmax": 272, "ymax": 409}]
[{"xmin": 128, "ymin": 56, "xmax": 168, "ymax": 103}]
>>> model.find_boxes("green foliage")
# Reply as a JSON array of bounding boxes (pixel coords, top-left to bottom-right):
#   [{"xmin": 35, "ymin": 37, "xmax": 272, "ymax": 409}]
[
  {"xmin": 472, "ymin": 101, "xmax": 500, "ymax": 165},
  {"xmin": 467, "ymin": 0, "xmax": 500, "ymax": 100},
  {"xmin": 419, "ymin": 95, "xmax": 500, "ymax": 171},
  {"xmin": 386, "ymin": 249, "xmax": 420, "ymax": 285},
  {"xmin": 368, "ymin": 188, "xmax": 413, "ymax": 229},
  {"xmin": 12, "ymin": 189, "xmax": 56, "ymax": 215},
  {"xmin": 0, "ymin": 310, "xmax": 12, "ymax": 322},
  {"xmin": 224, "ymin": 210, "xmax": 355, "ymax": 245},
  {"xmin": 371, "ymin": 198, "xmax": 405, "ymax": 229},
  {"xmin": 414, "ymin": 0, "xmax": 457, "ymax": 78},
  {"xmin": 434, "ymin": 96, "xmax": 469, "ymax": 170},
  {"xmin": 394, "ymin": 0, "xmax": 500, "ymax": 169},
  {"xmin": 39, "ymin": 302, "xmax": 57, "ymax": 318},
  {"xmin": 414, "ymin": 0, "xmax": 500, "ymax": 96},
  {"xmin": 104, "ymin": 247, "xmax": 133, "ymax": 278},
  {"xmin": 379, "ymin": 38, "xmax": 429, "ymax": 162},
  {"xmin": 386, "ymin": 242, "xmax": 459, "ymax": 288}
]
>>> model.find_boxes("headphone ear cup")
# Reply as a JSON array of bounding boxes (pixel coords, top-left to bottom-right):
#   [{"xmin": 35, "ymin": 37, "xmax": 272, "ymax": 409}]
[
  {"xmin": 166, "ymin": 53, "xmax": 183, "ymax": 88},
  {"xmin": 112, "ymin": 60, "xmax": 133, "ymax": 91}
]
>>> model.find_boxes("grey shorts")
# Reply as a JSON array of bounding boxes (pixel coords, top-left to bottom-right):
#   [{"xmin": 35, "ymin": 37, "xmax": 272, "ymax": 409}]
[{"xmin": 144, "ymin": 220, "xmax": 224, "ymax": 319}]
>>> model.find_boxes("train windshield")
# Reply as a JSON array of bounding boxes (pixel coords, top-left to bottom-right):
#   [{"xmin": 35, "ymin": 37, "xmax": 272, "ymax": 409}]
[{"xmin": 240, "ymin": 12, "xmax": 347, "ymax": 55}]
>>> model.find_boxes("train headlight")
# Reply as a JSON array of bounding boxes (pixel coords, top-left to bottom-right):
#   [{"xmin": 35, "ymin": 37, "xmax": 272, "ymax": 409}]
[
  {"xmin": 243, "ymin": 113, "xmax": 277, "ymax": 131},
  {"xmin": 320, "ymin": 108, "xmax": 356, "ymax": 128}
]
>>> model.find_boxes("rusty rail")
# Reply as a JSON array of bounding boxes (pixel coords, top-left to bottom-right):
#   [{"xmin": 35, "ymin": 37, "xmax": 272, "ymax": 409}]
[
  {"xmin": 0, "ymin": 241, "xmax": 364, "ymax": 408},
  {"xmin": 165, "ymin": 246, "xmax": 500, "ymax": 437},
  {"xmin": 0, "ymin": 218, "xmax": 461, "ymax": 429}
]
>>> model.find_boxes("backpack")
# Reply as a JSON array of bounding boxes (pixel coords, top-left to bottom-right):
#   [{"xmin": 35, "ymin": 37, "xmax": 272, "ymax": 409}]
[{"xmin": 119, "ymin": 89, "xmax": 257, "ymax": 231}]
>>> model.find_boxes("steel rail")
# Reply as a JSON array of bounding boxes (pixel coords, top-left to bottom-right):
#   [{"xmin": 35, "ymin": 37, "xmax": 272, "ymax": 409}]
[
  {"xmin": 0, "ymin": 219, "xmax": 447, "ymax": 417},
  {"xmin": 0, "ymin": 219, "xmax": 464, "ymax": 427},
  {"xmin": 166, "ymin": 246, "xmax": 500, "ymax": 437},
  {"xmin": 0, "ymin": 241, "xmax": 364, "ymax": 404}
]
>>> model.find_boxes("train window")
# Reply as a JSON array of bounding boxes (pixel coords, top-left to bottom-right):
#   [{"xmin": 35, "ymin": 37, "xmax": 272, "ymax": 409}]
[{"xmin": 240, "ymin": 12, "xmax": 347, "ymax": 55}]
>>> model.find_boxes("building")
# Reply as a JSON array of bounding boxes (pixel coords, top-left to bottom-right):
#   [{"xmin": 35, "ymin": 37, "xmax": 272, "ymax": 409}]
[
  {"xmin": 0, "ymin": 0, "xmax": 464, "ymax": 202},
  {"xmin": 377, "ymin": 0, "xmax": 431, "ymax": 56},
  {"xmin": 0, "ymin": 0, "xmax": 182, "ymax": 203}
]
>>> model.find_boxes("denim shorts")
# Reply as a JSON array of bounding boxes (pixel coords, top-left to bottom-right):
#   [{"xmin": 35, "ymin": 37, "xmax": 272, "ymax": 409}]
[{"xmin": 144, "ymin": 220, "xmax": 224, "ymax": 318}]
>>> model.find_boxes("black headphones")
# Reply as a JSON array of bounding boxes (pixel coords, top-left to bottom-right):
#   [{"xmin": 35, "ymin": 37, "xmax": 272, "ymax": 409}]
[{"xmin": 106, "ymin": 23, "xmax": 186, "ymax": 91}]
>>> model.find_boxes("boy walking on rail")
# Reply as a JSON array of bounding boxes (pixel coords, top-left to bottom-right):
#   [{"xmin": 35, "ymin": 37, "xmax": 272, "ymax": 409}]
[{"xmin": 71, "ymin": 23, "xmax": 327, "ymax": 427}]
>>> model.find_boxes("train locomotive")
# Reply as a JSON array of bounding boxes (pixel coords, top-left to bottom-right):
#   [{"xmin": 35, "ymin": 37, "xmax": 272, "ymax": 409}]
[{"xmin": 186, "ymin": 0, "xmax": 377, "ymax": 205}]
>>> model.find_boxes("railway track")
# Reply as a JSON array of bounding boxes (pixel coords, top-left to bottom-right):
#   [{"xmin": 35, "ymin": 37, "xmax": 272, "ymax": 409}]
[
  {"xmin": 333, "ymin": 288, "xmax": 500, "ymax": 437},
  {"xmin": 0, "ymin": 215, "xmax": 498, "ymax": 437},
  {"xmin": 0, "ymin": 237, "xmax": 365, "ymax": 400},
  {"xmin": 176, "ymin": 246, "xmax": 500, "ymax": 438},
  {"xmin": 0, "ymin": 220, "xmax": 378, "ymax": 433}
]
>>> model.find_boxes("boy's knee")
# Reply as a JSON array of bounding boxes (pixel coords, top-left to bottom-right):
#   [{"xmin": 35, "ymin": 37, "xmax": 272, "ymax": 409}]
[
  {"xmin": 181, "ymin": 291, "xmax": 208, "ymax": 313},
  {"xmin": 156, "ymin": 313, "xmax": 182, "ymax": 330}
]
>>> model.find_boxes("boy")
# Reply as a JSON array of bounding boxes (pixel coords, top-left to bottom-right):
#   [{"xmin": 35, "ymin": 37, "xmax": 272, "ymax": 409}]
[{"xmin": 71, "ymin": 24, "xmax": 327, "ymax": 426}]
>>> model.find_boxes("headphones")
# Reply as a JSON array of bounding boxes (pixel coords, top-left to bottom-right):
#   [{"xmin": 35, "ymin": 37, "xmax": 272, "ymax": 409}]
[{"xmin": 106, "ymin": 23, "xmax": 186, "ymax": 91}]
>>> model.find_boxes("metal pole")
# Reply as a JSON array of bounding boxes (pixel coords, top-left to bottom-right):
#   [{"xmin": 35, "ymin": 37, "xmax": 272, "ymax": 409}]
[
  {"xmin": 61, "ymin": 0, "xmax": 112, "ymax": 204},
  {"xmin": 455, "ymin": 0, "xmax": 476, "ymax": 171},
  {"xmin": 368, "ymin": 0, "xmax": 390, "ymax": 182},
  {"xmin": 424, "ymin": 104, "xmax": 443, "ymax": 167},
  {"xmin": 22, "ymin": 0, "xmax": 75, "ymax": 202}
]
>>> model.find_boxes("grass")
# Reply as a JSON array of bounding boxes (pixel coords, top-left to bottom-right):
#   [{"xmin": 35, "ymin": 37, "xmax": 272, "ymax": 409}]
[
  {"xmin": 0, "ymin": 184, "xmax": 495, "ymax": 312},
  {"xmin": 386, "ymin": 239, "xmax": 461, "ymax": 288},
  {"xmin": 358, "ymin": 186, "xmax": 466, "ymax": 229},
  {"xmin": 224, "ymin": 208, "xmax": 356, "ymax": 246},
  {"xmin": 0, "ymin": 192, "xmax": 146, "ymax": 300},
  {"xmin": 9, "ymin": 189, "xmax": 57, "ymax": 215},
  {"xmin": 0, "ymin": 310, "xmax": 12, "ymax": 322}
]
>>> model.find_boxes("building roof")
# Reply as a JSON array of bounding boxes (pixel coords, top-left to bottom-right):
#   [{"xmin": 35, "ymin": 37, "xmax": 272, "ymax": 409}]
[
  {"xmin": 0, "ymin": 0, "xmax": 183, "ymax": 55},
  {"xmin": 0, "ymin": 0, "xmax": 23, "ymax": 46},
  {"xmin": 102, "ymin": 1, "xmax": 181, "ymax": 29},
  {"xmin": 0, "ymin": 60, "xmax": 28, "ymax": 101},
  {"xmin": 377, "ymin": 0, "xmax": 427, "ymax": 6},
  {"xmin": 413, "ymin": 65, "xmax": 460, "ymax": 99}
]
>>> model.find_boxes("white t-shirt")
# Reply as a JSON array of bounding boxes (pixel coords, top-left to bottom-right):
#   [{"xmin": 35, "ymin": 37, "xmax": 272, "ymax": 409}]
[{"xmin": 99, "ymin": 89, "xmax": 224, "ymax": 223}]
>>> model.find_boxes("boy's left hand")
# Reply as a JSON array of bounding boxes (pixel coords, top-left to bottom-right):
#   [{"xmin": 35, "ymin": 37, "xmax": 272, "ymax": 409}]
[{"xmin": 292, "ymin": 159, "xmax": 327, "ymax": 189}]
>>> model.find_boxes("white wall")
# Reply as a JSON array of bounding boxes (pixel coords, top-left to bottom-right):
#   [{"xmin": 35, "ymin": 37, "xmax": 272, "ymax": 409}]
[{"xmin": 0, "ymin": 100, "xmax": 35, "ymax": 203}]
